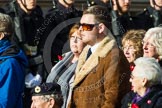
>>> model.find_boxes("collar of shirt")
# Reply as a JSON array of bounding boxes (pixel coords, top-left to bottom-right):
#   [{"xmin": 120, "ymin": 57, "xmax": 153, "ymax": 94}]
[
  {"xmin": 132, "ymin": 88, "xmax": 150, "ymax": 103},
  {"xmin": 90, "ymin": 43, "xmax": 99, "ymax": 54}
]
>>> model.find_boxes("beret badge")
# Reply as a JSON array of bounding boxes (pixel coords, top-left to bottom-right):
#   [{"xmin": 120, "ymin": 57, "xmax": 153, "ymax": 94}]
[{"xmin": 35, "ymin": 86, "xmax": 41, "ymax": 93}]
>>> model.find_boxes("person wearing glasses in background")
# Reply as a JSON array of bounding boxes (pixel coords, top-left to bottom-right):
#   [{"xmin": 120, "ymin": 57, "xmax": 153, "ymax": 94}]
[
  {"xmin": 31, "ymin": 83, "xmax": 63, "ymax": 108},
  {"xmin": 46, "ymin": 24, "xmax": 86, "ymax": 108},
  {"xmin": 67, "ymin": 5, "xmax": 131, "ymax": 108},
  {"xmin": 86, "ymin": 0, "xmax": 134, "ymax": 47},
  {"xmin": 142, "ymin": 27, "xmax": 162, "ymax": 67},
  {"xmin": 121, "ymin": 57, "xmax": 162, "ymax": 108},
  {"xmin": 122, "ymin": 30, "xmax": 145, "ymax": 71},
  {"xmin": 38, "ymin": 0, "xmax": 82, "ymax": 66}
]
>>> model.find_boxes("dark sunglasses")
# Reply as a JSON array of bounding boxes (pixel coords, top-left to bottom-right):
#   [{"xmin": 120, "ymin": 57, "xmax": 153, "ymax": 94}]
[{"xmin": 79, "ymin": 23, "xmax": 99, "ymax": 31}]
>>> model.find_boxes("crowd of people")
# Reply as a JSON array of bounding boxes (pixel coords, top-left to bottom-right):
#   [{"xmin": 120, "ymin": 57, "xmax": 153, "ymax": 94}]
[{"xmin": 0, "ymin": 0, "xmax": 162, "ymax": 108}]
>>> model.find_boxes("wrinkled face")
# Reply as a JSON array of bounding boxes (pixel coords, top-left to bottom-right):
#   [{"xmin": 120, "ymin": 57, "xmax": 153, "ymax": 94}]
[
  {"xmin": 70, "ymin": 30, "xmax": 85, "ymax": 55},
  {"xmin": 117, "ymin": 0, "xmax": 131, "ymax": 13},
  {"xmin": 143, "ymin": 37, "xmax": 158, "ymax": 58},
  {"xmin": 129, "ymin": 69, "xmax": 144, "ymax": 94},
  {"xmin": 21, "ymin": 0, "xmax": 37, "ymax": 10},
  {"xmin": 31, "ymin": 96, "xmax": 50, "ymax": 108},
  {"xmin": 79, "ymin": 14, "xmax": 99, "ymax": 46},
  {"xmin": 123, "ymin": 40, "xmax": 136, "ymax": 63}
]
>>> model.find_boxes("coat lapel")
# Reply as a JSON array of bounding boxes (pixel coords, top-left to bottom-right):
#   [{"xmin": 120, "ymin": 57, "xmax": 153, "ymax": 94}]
[{"xmin": 73, "ymin": 36, "xmax": 117, "ymax": 87}]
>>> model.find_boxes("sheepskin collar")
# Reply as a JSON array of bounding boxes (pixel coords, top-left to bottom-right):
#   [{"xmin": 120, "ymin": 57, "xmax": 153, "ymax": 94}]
[{"xmin": 73, "ymin": 36, "xmax": 117, "ymax": 86}]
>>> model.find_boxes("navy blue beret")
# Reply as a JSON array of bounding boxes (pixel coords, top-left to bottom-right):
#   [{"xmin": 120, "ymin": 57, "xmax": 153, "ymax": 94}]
[{"xmin": 31, "ymin": 83, "xmax": 61, "ymax": 96}]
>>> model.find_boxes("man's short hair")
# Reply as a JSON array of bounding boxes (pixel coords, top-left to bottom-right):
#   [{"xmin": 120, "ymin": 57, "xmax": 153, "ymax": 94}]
[
  {"xmin": 83, "ymin": 5, "xmax": 111, "ymax": 29},
  {"xmin": 0, "ymin": 13, "xmax": 13, "ymax": 34}
]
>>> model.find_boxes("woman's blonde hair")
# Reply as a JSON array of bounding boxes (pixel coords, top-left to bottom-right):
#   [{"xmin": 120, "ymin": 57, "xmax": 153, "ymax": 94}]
[{"xmin": 122, "ymin": 29, "xmax": 146, "ymax": 59}]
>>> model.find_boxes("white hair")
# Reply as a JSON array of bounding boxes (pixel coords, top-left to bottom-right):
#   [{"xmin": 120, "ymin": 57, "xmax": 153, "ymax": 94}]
[
  {"xmin": 133, "ymin": 57, "xmax": 162, "ymax": 86},
  {"xmin": 40, "ymin": 93, "xmax": 63, "ymax": 107},
  {"xmin": 144, "ymin": 27, "xmax": 162, "ymax": 59}
]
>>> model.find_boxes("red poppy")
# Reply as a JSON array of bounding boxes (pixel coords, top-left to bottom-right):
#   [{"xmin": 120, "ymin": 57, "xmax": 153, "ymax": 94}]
[
  {"xmin": 130, "ymin": 64, "xmax": 135, "ymax": 72},
  {"xmin": 57, "ymin": 55, "xmax": 63, "ymax": 61},
  {"xmin": 131, "ymin": 103, "xmax": 139, "ymax": 108}
]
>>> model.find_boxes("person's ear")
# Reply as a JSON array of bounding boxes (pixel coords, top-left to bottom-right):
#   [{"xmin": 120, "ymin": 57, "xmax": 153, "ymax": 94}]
[
  {"xmin": 98, "ymin": 23, "xmax": 105, "ymax": 34},
  {"xmin": 48, "ymin": 98, "xmax": 55, "ymax": 108},
  {"xmin": 142, "ymin": 78, "xmax": 148, "ymax": 87},
  {"xmin": 98, "ymin": 23, "xmax": 109, "ymax": 36},
  {"xmin": 0, "ymin": 33, "xmax": 5, "ymax": 40}
]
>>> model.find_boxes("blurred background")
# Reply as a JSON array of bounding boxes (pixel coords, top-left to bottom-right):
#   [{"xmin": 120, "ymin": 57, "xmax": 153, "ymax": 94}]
[{"xmin": 0, "ymin": 0, "xmax": 149, "ymax": 16}]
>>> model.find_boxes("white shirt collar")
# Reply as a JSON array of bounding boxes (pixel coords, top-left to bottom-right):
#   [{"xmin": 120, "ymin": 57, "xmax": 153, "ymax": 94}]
[{"xmin": 90, "ymin": 43, "xmax": 99, "ymax": 53}]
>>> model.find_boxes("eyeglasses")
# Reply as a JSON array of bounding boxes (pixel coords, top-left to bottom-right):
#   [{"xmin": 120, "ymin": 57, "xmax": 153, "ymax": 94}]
[
  {"xmin": 142, "ymin": 41, "xmax": 154, "ymax": 48},
  {"xmin": 122, "ymin": 45, "xmax": 135, "ymax": 51},
  {"xmin": 79, "ymin": 23, "xmax": 99, "ymax": 31},
  {"xmin": 70, "ymin": 36, "xmax": 82, "ymax": 42},
  {"xmin": 130, "ymin": 73, "xmax": 143, "ymax": 81}
]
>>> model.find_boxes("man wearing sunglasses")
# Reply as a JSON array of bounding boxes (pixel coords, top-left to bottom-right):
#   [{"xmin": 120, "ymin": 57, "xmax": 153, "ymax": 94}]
[
  {"xmin": 68, "ymin": 5, "xmax": 131, "ymax": 108},
  {"xmin": 86, "ymin": 0, "xmax": 141, "ymax": 47}
]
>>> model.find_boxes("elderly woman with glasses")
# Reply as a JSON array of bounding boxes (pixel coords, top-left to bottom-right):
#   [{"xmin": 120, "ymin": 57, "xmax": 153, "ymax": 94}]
[
  {"xmin": 46, "ymin": 24, "xmax": 86, "ymax": 108},
  {"xmin": 121, "ymin": 57, "xmax": 162, "ymax": 108},
  {"xmin": 143, "ymin": 27, "xmax": 162, "ymax": 66},
  {"xmin": 122, "ymin": 30, "xmax": 145, "ymax": 71}
]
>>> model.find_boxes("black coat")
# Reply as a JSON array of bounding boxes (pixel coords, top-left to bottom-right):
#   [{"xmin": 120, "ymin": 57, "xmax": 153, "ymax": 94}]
[
  {"xmin": 2, "ymin": 1, "xmax": 46, "ymax": 84},
  {"xmin": 3, "ymin": 1, "xmax": 44, "ymax": 46},
  {"xmin": 111, "ymin": 11, "xmax": 144, "ymax": 47},
  {"xmin": 136, "ymin": 6, "xmax": 162, "ymax": 30},
  {"xmin": 121, "ymin": 85, "xmax": 162, "ymax": 108},
  {"xmin": 0, "ymin": 8, "xmax": 5, "ymax": 13}
]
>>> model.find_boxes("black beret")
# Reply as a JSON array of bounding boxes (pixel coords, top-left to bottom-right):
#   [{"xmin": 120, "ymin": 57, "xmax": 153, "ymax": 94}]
[{"xmin": 31, "ymin": 83, "xmax": 61, "ymax": 96}]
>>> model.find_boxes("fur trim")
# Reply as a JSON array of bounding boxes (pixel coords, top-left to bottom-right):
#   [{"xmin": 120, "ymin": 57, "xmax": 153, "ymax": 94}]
[{"xmin": 73, "ymin": 36, "xmax": 117, "ymax": 86}]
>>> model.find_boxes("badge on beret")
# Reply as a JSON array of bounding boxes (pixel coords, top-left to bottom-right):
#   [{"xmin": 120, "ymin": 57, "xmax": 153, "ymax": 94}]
[
  {"xmin": 35, "ymin": 86, "xmax": 41, "ymax": 93},
  {"xmin": 32, "ymin": 83, "xmax": 61, "ymax": 96}
]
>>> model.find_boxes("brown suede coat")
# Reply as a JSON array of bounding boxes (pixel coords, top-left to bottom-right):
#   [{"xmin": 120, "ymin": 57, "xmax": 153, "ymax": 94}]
[{"xmin": 68, "ymin": 36, "xmax": 131, "ymax": 108}]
